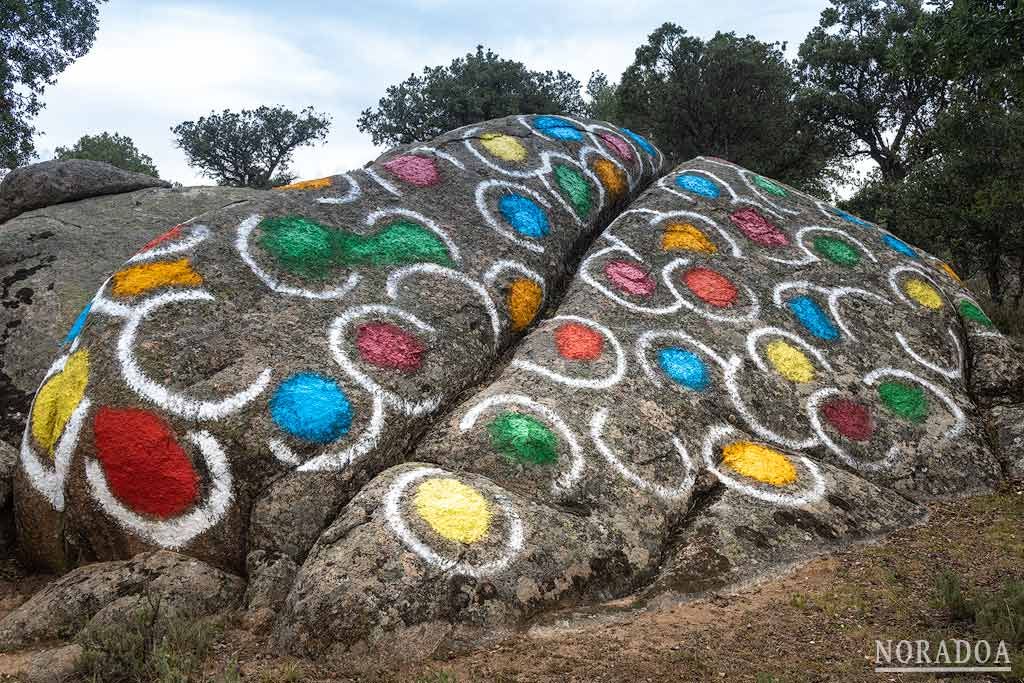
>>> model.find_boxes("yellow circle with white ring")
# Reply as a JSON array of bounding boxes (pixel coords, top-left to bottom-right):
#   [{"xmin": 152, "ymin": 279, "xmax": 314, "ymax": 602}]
[
  {"xmin": 414, "ymin": 478, "xmax": 492, "ymax": 543},
  {"xmin": 722, "ymin": 441, "xmax": 797, "ymax": 486},
  {"xmin": 904, "ymin": 278, "xmax": 944, "ymax": 309},
  {"xmin": 481, "ymin": 133, "xmax": 527, "ymax": 162},
  {"xmin": 765, "ymin": 340, "xmax": 815, "ymax": 383}
]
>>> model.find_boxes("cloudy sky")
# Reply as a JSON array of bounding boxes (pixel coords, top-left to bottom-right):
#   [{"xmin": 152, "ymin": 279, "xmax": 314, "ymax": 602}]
[{"xmin": 33, "ymin": 0, "xmax": 828, "ymax": 185}]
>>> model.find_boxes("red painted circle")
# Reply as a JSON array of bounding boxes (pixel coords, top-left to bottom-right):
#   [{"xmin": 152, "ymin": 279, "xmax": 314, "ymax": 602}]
[
  {"xmin": 822, "ymin": 399, "xmax": 874, "ymax": 441},
  {"xmin": 383, "ymin": 155, "xmax": 439, "ymax": 187},
  {"xmin": 554, "ymin": 322, "xmax": 604, "ymax": 361},
  {"xmin": 604, "ymin": 259, "xmax": 655, "ymax": 297},
  {"xmin": 683, "ymin": 268, "xmax": 738, "ymax": 308},
  {"xmin": 93, "ymin": 407, "xmax": 199, "ymax": 518},
  {"xmin": 598, "ymin": 133, "xmax": 635, "ymax": 162},
  {"xmin": 356, "ymin": 322, "xmax": 425, "ymax": 372},
  {"xmin": 729, "ymin": 208, "xmax": 789, "ymax": 247}
]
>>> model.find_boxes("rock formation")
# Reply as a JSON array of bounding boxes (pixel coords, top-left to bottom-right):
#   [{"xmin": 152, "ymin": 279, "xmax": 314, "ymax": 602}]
[{"xmin": 4, "ymin": 115, "xmax": 1021, "ymax": 660}]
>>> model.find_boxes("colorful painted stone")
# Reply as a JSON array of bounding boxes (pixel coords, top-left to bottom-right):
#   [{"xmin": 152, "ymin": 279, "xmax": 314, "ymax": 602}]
[
  {"xmin": 753, "ymin": 175, "xmax": 787, "ymax": 196},
  {"xmin": 765, "ymin": 340, "xmax": 815, "ymax": 383},
  {"xmin": 787, "ymin": 296, "xmax": 839, "ymax": 341},
  {"xmin": 620, "ymin": 127, "xmax": 657, "ymax": 156},
  {"xmin": 481, "ymin": 133, "xmax": 528, "ymax": 161},
  {"xmin": 383, "ymin": 155, "xmax": 439, "ymax": 187},
  {"xmin": 499, "ymin": 194, "xmax": 550, "ymax": 238},
  {"xmin": 139, "ymin": 224, "xmax": 183, "ymax": 252},
  {"xmin": 958, "ymin": 300, "xmax": 994, "ymax": 327},
  {"xmin": 508, "ymin": 278, "xmax": 543, "ymax": 331},
  {"xmin": 356, "ymin": 322, "xmax": 425, "ymax": 372},
  {"xmin": 878, "ymin": 381, "xmax": 928, "ymax": 423},
  {"xmin": 533, "ymin": 115, "xmax": 583, "ymax": 141},
  {"xmin": 729, "ymin": 208, "xmax": 789, "ymax": 247},
  {"xmin": 593, "ymin": 158, "xmax": 627, "ymax": 198},
  {"xmin": 112, "ymin": 259, "xmax": 202, "ymax": 297},
  {"xmin": 939, "ymin": 262, "xmax": 962, "ymax": 282},
  {"xmin": 93, "ymin": 407, "xmax": 199, "ymax": 518},
  {"xmin": 414, "ymin": 478, "xmax": 491, "ymax": 543},
  {"xmin": 270, "ymin": 372, "xmax": 353, "ymax": 443},
  {"xmin": 813, "ymin": 236, "xmax": 860, "ymax": 266},
  {"xmin": 554, "ymin": 322, "xmax": 604, "ymax": 361},
  {"xmin": 904, "ymin": 278, "xmax": 944, "ymax": 309},
  {"xmin": 683, "ymin": 268, "xmax": 738, "ymax": 308},
  {"xmin": 822, "ymin": 399, "xmax": 874, "ymax": 441},
  {"xmin": 883, "ymin": 234, "xmax": 918, "ymax": 258},
  {"xmin": 32, "ymin": 350, "xmax": 88, "ymax": 455},
  {"xmin": 274, "ymin": 177, "xmax": 333, "ymax": 191},
  {"xmin": 830, "ymin": 207, "xmax": 871, "ymax": 227},
  {"xmin": 488, "ymin": 411, "xmax": 559, "ymax": 465},
  {"xmin": 598, "ymin": 132, "xmax": 634, "ymax": 162},
  {"xmin": 658, "ymin": 347, "xmax": 709, "ymax": 391},
  {"xmin": 64, "ymin": 301, "xmax": 92, "ymax": 345},
  {"xmin": 674, "ymin": 174, "xmax": 719, "ymax": 198},
  {"xmin": 554, "ymin": 164, "xmax": 591, "ymax": 216},
  {"xmin": 604, "ymin": 259, "xmax": 655, "ymax": 297},
  {"xmin": 722, "ymin": 441, "xmax": 797, "ymax": 486},
  {"xmin": 661, "ymin": 222, "xmax": 717, "ymax": 254}
]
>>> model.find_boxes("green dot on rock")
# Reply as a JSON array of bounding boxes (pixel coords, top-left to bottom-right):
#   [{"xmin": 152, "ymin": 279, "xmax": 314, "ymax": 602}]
[
  {"xmin": 958, "ymin": 300, "xmax": 994, "ymax": 328},
  {"xmin": 753, "ymin": 174, "xmax": 787, "ymax": 197},
  {"xmin": 878, "ymin": 381, "xmax": 928, "ymax": 423},
  {"xmin": 813, "ymin": 236, "xmax": 861, "ymax": 266},
  {"xmin": 554, "ymin": 164, "xmax": 591, "ymax": 217},
  {"xmin": 488, "ymin": 411, "xmax": 559, "ymax": 465}
]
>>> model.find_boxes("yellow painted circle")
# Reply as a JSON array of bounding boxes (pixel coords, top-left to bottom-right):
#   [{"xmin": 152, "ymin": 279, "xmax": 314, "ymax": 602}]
[
  {"xmin": 481, "ymin": 133, "xmax": 527, "ymax": 162},
  {"xmin": 508, "ymin": 278, "xmax": 543, "ymax": 331},
  {"xmin": 904, "ymin": 278, "xmax": 944, "ymax": 309},
  {"xmin": 414, "ymin": 478, "xmax": 492, "ymax": 543},
  {"xmin": 765, "ymin": 340, "xmax": 815, "ymax": 383},
  {"xmin": 32, "ymin": 349, "xmax": 89, "ymax": 456},
  {"xmin": 274, "ymin": 176, "xmax": 333, "ymax": 191},
  {"xmin": 662, "ymin": 222, "xmax": 717, "ymax": 254},
  {"xmin": 722, "ymin": 441, "xmax": 797, "ymax": 486}
]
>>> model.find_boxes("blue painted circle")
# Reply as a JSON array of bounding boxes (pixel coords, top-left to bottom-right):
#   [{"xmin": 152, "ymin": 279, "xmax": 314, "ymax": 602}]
[
  {"xmin": 499, "ymin": 194, "xmax": 550, "ymax": 238},
  {"xmin": 883, "ymin": 234, "xmax": 918, "ymax": 259},
  {"xmin": 620, "ymin": 127, "xmax": 656, "ymax": 157},
  {"xmin": 270, "ymin": 372, "xmax": 353, "ymax": 443},
  {"xmin": 787, "ymin": 296, "xmax": 839, "ymax": 341},
  {"xmin": 533, "ymin": 116, "xmax": 583, "ymax": 141},
  {"xmin": 64, "ymin": 301, "xmax": 92, "ymax": 345},
  {"xmin": 830, "ymin": 207, "xmax": 871, "ymax": 227},
  {"xmin": 658, "ymin": 347, "xmax": 709, "ymax": 391},
  {"xmin": 675, "ymin": 174, "xmax": 720, "ymax": 198}
]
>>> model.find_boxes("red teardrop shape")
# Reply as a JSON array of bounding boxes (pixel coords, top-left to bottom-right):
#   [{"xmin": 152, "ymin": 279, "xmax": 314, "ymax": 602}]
[
  {"xmin": 683, "ymin": 268, "xmax": 738, "ymax": 308},
  {"xmin": 729, "ymin": 208, "xmax": 789, "ymax": 247},
  {"xmin": 554, "ymin": 322, "xmax": 604, "ymax": 361},
  {"xmin": 822, "ymin": 399, "xmax": 874, "ymax": 441},
  {"xmin": 140, "ymin": 224, "xmax": 183, "ymax": 252},
  {"xmin": 356, "ymin": 322, "xmax": 426, "ymax": 372},
  {"xmin": 598, "ymin": 133, "xmax": 635, "ymax": 162},
  {"xmin": 604, "ymin": 259, "xmax": 655, "ymax": 297},
  {"xmin": 383, "ymin": 155, "xmax": 439, "ymax": 187},
  {"xmin": 93, "ymin": 407, "xmax": 199, "ymax": 518}
]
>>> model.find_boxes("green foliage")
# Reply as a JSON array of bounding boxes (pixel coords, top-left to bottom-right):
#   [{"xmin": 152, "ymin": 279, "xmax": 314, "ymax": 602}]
[
  {"xmin": 616, "ymin": 24, "xmax": 847, "ymax": 193},
  {"xmin": 934, "ymin": 573, "xmax": 1024, "ymax": 676},
  {"xmin": 172, "ymin": 105, "xmax": 331, "ymax": 189},
  {"xmin": 54, "ymin": 131, "xmax": 160, "ymax": 177},
  {"xmin": 1, "ymin": 0, "xmax": 105, "ymax": 169},
  {"xmin": 585, "ymin": 71, "xmax": 620, "ymax": 123},
  {"xmin": 357, "ymin": 46, "xmax": 587, "ymax": 147}
]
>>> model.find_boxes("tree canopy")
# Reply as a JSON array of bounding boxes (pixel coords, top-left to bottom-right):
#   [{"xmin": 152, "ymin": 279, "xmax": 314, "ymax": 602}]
[
  {"xmin": 172, "ymin": 106, "xmax": 331, "ymax": 189},
  {"xmin": 55, "ymin": 131, "xmax": 159, "ymax": 177},
  {"xmin": 357, "ymin": 46, "xmax": 588, "ymax": 147},
  {"xmin": 1, "ymin": 0, "xmax": 105, "ymax": 170}
]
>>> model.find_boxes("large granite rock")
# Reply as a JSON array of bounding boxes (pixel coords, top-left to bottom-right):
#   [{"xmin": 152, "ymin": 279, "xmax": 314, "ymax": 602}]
[{"xmin": 0, "ymin": 159, "xmax": 169, "ymax": 225}]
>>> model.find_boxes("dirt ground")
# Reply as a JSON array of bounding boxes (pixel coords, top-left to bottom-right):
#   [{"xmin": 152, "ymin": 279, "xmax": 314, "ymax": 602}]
[{"xmin": 2, "ymin": 486, "xmax": 1022, "ymax": 682}]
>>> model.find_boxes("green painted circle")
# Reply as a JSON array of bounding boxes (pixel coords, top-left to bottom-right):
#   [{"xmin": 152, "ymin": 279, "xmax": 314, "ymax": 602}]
[
  {"xmin": 878, "ymin": 381, "xmax": 928, "ymax": 423},
  {"xmin": 554, "ymin": 164, "xmax": 592, "ymax": 217},
  {"xmin": 958, "ymin": 300, "xmax": 994, "ymax": 328},
  {"xmin": 753, "ymin": 174, "xmax": 787, "ymax": 197},
  {"xmin": 813, "ymin": 236, "xmax": 861, "ymax": 266},
  {"xmin": 488, "ymin": 411, "xmax": 559, "ymax": 465}
]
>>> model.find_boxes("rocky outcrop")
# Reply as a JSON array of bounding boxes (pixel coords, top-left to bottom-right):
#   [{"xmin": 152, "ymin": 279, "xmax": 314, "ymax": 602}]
[{"xmin": 0, "ymin": 159, "xmax": 170, "ymax": 225}]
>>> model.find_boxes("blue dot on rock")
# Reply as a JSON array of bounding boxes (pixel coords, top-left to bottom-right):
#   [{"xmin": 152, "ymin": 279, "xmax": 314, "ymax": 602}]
[
  {"xmin": 499, "ymin": 194, "xmax": 550, "ymax": 238},
  {"xmin": 533, "ymin": 116, "xmax": 583, "ymax": 141},
  {"xmin": 830, "ymin": 207, "xmax": 871, "ymax": 227},
  {"xmin": 271, "ymin": 372, "xmax": 352, "ymax": 443},
  {"xmin": 658, "ymin": 347, "xmax": 709, "ymax": 391},
  {"xmin": 675, "ymin": 174, "xmax": 720, "ymax": 199},
  {"xmin": 883, "ymin": 234, "xmax": 919, "ymax": 259},
  {"xmin": 620, "ymin": 128, "xmax": 656, "ymax": 157},
  {"xmin": 787, "ymin": 296, "xmax": 839, "ymax": 341},
  {"xmin": 64, "ymin": 301, "xmax": 92, "ymax": 345}
]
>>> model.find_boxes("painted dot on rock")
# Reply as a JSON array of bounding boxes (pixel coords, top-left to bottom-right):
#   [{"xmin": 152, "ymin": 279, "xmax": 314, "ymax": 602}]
[
  {"xmin": 904, "ymin": 278, "xmax": 943, "ymax": 310},
  {"xmin": 674, "ymin": 174, "xmax": 719, "ymax": 198},
  {"xmin": 383, "ymin": 155, "xmax": 439, "ymax": 187},
  {"xmin": 662, "ymin": 222, "xmax": 717, "ymax": 254},
  {"xmin": 508, "ymin": 278, "xmax": 543, "ymax": 331},
  {"xmin": 822, "ymin": 399, "xmax": 874, "ymax": 442},
  {"xmin": 499, "ymin": 194, "xmax": 550, "ymax": 239},
  {"xmin": 356, "ymin": 322, "xmax": 425, "ymax": 372},
  {"xmin": 480, "ymin": 132, "xmax": 528, "ymax": 161},
  {"xmin": 270, "ymin": 373, "xmax": 353, "ymax": 443},
  {"xmin": 658, "ymin": 348, "xmax": 709, "ymax": 391},
  {"xmin": 722, "ymin": 441, "xmax": 797, "ymax": 487},
  {"xmin": 488, "ymin": 411, "xmax": 559, "ymax": 465},
  {"xmin": 598, "ymin": 132, "xmax": 634, "ymax": 162},
  {"xmin": 683, "ymin": 268, "xmax": 738, "ymax": 308},
  {"xmin": 787, "ymin": 296, "xmax": 839, "ymax": 342},
  {"xmin": 878, "ymin": 381, "xmax": 928, "ymax": 423},
  {"xmin": 111, "ymin": 259, "xmax": 202, "ymax": 297},
  {"xmin": 620, "ymin": 127, "xmax": 657, "ymax": 156},
  {"xmin": 533, "ymin": 115, "xmax": 583, "ymax": 141},
  {"xmin": 831, "ymin": 207, "xmax": 871, "ymax": 227},
  {"xmin": 940, "ymin": 262, "xmax": 962, "ymax": 282},
  {"xmin": 593, "ymin": 158, "xmax": 627, "ymax": 198},
  {"xmin": 413, "ymin": 478, "xmax": 492, "ymax": 544},
  {"xmin": 765, "ymin": 340, "xmax": 816, "ymax": 383},
  {"xmin": 93, "ymin": 407, "xmax": 199, "ymax": 518},
  {"xmin": 729, "ymin": 207, "xmax": 789, "ymax": 247},
  {"xmin": 604, "ymin": 259, "xmax": 655, "ymax": 297},
  {"xmin": 32, "ymin": 349, "xmax": 88, "ymax": 456},
  {"xmin": 274, "ymin": 176, "xmax": 333, "ymax": 191},
  {"xmin": 813, "ymin": 236, "xmax": 861, "ymax": 266},
  {"xmin": 959, "ymin": 300, "xmax": 994, "ymax": 327},
  {"xmin": 64, "ymin": 301, "xmax": 92, "ymax": 345},
  {"xmin": 554, "ymin": 322, "xmax": 604, "ymax": 361},
  {"xmin": 554, "ymin": 164, "xmax": 591, "ymax": 216},
  {"xmin": 140, "ymin": 224, "xmax": 183, "ymax": 252},
  {"xmin": 753, "ymin": 174, "xmax": 787, "ymax": 196},
  {"xmin": 883, "ymin": 234, "xmax": 918, "ymax": 258}
]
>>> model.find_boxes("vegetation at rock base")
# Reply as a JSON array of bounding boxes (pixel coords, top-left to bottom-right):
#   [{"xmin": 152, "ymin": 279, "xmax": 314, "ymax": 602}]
[{"xmin": 55, "ymin": 132, "xmax": 160, "ymax": 177}]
